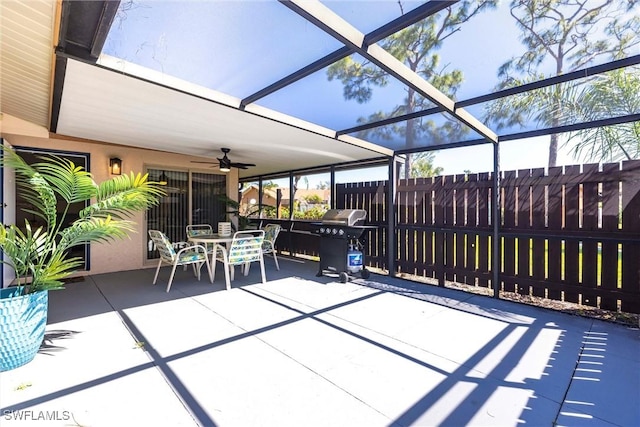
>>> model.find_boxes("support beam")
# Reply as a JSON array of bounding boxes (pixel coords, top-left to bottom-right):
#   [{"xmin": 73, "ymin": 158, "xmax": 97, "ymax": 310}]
[
  {"xmin": 245, "ymin": 1, "xmax": 457, "ymax": 107},
  {"xmin": 492, "ymin": 142, "xmax": 501, "ymax": 298},
  {"xmin": 281, "ymin": 0, "xmax": 498, "ymax": 143}
]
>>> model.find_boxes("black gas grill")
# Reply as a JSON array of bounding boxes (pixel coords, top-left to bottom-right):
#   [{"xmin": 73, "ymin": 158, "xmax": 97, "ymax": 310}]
[{"xmin": 315, "ymin": 209, "xmax": 373, "ymax": 282}]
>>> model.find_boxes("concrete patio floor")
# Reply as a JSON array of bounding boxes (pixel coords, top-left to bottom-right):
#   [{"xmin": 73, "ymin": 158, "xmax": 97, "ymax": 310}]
[{"xmin": 0, "ymin": 256, "xmax": 638, "ymax": 426}]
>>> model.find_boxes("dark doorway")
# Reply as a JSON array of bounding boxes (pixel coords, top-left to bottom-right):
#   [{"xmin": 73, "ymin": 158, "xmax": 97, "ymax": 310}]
[{"xmin": 14, "ymin": 147, "xmax": 90, "ymax": 271}]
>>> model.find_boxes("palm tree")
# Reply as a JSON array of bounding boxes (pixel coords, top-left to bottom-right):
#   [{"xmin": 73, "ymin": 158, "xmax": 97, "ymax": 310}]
[
  {"xmin": 560, "ymin": 68, "xmax": 640, "ymax": 162},
  {"xmin": 0, "ymin": 147, "xmax": 165, "ymax": 294}
]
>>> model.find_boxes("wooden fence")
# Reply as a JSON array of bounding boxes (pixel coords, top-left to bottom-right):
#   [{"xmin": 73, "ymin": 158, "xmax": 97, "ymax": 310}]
[{"xmin": 334, "ymin": 160, "xmax": 640, "ymax": 314}]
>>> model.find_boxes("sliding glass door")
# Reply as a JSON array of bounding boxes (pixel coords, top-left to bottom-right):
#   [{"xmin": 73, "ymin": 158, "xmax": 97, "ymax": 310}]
[{"xmin": 146, "ymin": 169, "xmax": 226, "ymax": 259}]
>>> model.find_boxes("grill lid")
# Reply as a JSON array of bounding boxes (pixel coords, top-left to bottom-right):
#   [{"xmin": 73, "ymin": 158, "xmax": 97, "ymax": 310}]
[{"xmin": 321, "ymin": 209, "xmax": 366, "ymax": 226}]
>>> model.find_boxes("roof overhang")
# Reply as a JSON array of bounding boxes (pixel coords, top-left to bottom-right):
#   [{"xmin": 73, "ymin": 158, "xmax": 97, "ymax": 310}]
[{"xmin": 55, "ymin": 58, "xmax": 392, "ymax": 177}]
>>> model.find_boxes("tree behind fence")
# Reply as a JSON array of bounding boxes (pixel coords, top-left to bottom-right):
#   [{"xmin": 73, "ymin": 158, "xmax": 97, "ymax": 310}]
[{"xmin": 337, "ymin": 160, "xmax": 640, "ymax": 314}]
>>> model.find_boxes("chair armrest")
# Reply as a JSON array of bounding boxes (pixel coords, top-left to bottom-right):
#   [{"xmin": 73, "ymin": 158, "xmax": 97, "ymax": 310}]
[
  {"xmin": 176, "ymin": 244, "xmax": 208, "ymax": 256},
  {"xmin": 173, "ymin": 241, "xmax": 191, "ymax": 250}
]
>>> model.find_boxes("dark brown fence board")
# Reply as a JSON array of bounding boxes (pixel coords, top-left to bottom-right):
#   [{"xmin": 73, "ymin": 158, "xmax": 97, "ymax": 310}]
[
  {"xmin": 465, "ymin": 174, "xmax": 479, "ymax": 285},
  {"xmin": 516, "ymin": 169, "xmax": 532, "ymax": 295},
  {"xmin": 621, "ymin": 242, "xmax": 640, "ymax": 313},
  {"xmin": 425, "ymin": 179, "xmax": 437, "ymax": 278},
  {"xmin": 580, "ymin": 164, "xmax": 600, "ymax": 306},
  {"xmin": 414, "ymin": 181, "xmax": 427, "ymax": 277},
  {"xmin": 453, "ymin": 175, "xmax": 468, "ymax": 283},
  {"xmin": 454, "ymin": 231, "xmax": 467, "ymax": 284},
  {"xmin": 600, "ymin": 163, "xmax": 620, "ymax": 310},
  {"xmin": 397, "ymin": 181, "xmax": 409, "ymax": 275},
  {"xmin": 367, "ymin": 182, "xmax": 385, "ymax": 269},
  {"xmin": 434, "ymin": 176, "xmax": 446, "ymax": 285},
  {"xmin": 621, "ymin": 160, "xmax": 640, "ymax": 313},
  {"xmin": 563, "ymin": 165, "xmax": 581, "ymax": 303},
  {"xmin": 530, "ymin": 168, "xmax": 547, "ymax": 297},
  {"xmin": 502, "ymin": 171, "xmax": 517, "ymax": 292},
  {"xmin": 502, "ymin": 236, "xmax": 516, "ymax": 293},
  {"xmin": 546, "ymin": 167, "xmax": 564, "ymax": 300},
  {"xmin": 444, "ymin": 177, "xmax": 456, "ymax": 281},
  {"xmin": 408, "ymin": 180, "xmax": 418, "ymax": 276},
  {"xmin": 370, "ymin": 182, "xmax": 387, "ymax": 269}
]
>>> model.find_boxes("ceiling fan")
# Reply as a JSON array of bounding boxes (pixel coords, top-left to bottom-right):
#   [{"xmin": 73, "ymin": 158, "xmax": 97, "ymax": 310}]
[{"xmin": 191, "ymin": 148, "xmax": 256, "ymax": 172}]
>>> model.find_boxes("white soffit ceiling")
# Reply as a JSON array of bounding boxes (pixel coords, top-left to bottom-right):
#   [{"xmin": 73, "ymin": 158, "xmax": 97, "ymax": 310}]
[
  {"xmin": 0, "ymin": 0, "xmax": 56, "ymax": 129},
  {"xmin": 56, "ymin": 59, "xmax": 392, "ymax": 177}
]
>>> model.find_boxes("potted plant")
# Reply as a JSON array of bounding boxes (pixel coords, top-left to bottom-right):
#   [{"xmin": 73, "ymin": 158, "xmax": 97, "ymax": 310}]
[
  {"xmin": 0, "ymin": 147, "xmax": 165, "ymax": 371},
  {"xmin": 218, "ymin": 195, "xmax": 262, "ymax": 231}
]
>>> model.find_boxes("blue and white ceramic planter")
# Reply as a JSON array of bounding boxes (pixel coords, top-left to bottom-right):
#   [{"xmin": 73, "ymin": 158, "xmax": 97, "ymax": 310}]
[{"xmin": 0, "ymin": 287, "xmax": 48, "ymax": 372}]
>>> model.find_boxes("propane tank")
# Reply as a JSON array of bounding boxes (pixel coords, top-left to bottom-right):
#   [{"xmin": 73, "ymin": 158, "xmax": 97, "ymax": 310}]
[{"xmin": 347, "ymin": 244, "xmax": 363, "ymax": 274}]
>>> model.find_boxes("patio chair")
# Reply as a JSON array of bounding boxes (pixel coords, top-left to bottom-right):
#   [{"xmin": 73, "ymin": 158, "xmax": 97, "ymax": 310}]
[
  {"xmin": 261, "ymin": 223, "xmax": 281, "ymax": 270},
  {"xmin": 186, "ymin": 224, "xmax": 215, "ymax": 255},
  {"xmin": 212, "ymin": 230, "xmax": 266, "ymax": 290},
  {"xmin": 186, "ymin": 224, "xmax": 213, "ymax": 237},
  {"xmin": 148, "ymin": 230, "xmax": 213, "ymax": 292}
]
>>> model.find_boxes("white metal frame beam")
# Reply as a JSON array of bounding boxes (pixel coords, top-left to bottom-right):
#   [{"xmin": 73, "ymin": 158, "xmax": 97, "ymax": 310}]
[{"xmin": 281, "ymin": 0, "xmax": 498, "ymax": 144}]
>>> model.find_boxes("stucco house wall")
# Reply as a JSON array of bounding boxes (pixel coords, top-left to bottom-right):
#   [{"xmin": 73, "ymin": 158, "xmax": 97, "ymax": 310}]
[{"xmin": 0, "ymin": 131, "xmax": 238, "ymax": 278}]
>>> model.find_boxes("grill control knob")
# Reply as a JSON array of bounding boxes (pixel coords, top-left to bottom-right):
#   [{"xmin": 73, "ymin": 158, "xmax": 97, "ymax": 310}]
[
  {"xmin": 332, "ymin": 228, "xmax": 337, "ymax": 235},
  {"xmin": 319, "ymin": 227, "xmax": 325, "ymax": 234},
  {"xmin": 338, "ymin": 229, "xmax": 345, "ymax": 236}
]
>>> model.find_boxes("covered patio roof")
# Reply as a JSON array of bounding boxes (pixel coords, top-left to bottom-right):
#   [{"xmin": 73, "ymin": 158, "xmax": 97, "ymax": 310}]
[{"xmin": 1, "ymin": 1, "xmax": 638, "ymax": 177}]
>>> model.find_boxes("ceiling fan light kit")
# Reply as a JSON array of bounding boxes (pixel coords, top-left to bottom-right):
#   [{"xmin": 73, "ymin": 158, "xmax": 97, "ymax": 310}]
[
  {"xmin": 191, "ymin": 148, "xmax": 256, "ymax": 172},
  {"xmin": 219, "ymin": 148, "xmax": 232, "ymax": 172},
  {"xmin": 219, "ymin": 158, "xmax": 231, "ymax": 173}
]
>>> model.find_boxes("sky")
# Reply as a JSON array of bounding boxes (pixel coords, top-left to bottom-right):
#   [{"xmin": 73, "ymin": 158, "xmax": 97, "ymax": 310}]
[{"xmin": 432, "ymin": 135, "xmax": 578, "ymax": 176}]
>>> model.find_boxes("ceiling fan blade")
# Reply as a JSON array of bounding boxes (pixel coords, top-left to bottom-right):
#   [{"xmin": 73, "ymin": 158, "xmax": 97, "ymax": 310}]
[
  {"xmin": 192, "ymin": 149, "xmax": 256, "ymax": 170},
  {"xmin": 230, "ymin": 162, "xmax": 256, "ymax": 169}
]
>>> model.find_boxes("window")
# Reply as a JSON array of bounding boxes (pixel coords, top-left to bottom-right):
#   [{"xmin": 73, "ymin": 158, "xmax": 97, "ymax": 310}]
[
  {"xmin": 146, "ymin": 169, "xmax": 226, "ymax": 259},
  {"xmin": 292, "ymin": 171, "xmax": 330, "ymax": 220},
  {"xmin": 261, "ymin": 177, "xmax": 289, "ymax": 219}
]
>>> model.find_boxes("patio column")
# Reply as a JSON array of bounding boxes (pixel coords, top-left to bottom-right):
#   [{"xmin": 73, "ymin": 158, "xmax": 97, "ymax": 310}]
[
  {"xmin": 387, "ymin": 155, "xmax": 399, "ymax": 276},
  {"xmin": 492, "ymin": 141, "xmax": 501, "ymax": 299}
]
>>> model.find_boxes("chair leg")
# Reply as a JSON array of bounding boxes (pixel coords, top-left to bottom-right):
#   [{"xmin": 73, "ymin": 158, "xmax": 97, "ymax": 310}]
[
  {"xmin": 259, "ymin": 256, "xmax": 267, "ymax": 284},
  {"xmin": 192, "ymin": 261, "xmax": 204, "ymax": 279},
  {"xmin": 222, "ymin": 259, "xmax": 231, "ymax": 290},
  {"xmin": 215, "ymin": 246, "xmax": 232, "ymax": 290},
  {"xmin": 272, "ymin": 251, "xmax": 280, "ymax": 271},
  {"xmin": 204, "ymin": 256, "xmax": 213, "ymax": 283},
  {"xmin": 166, "ymin": 263, "xmax": 179, "ymax": 292},
  {"xmin": 153, "ymin": 259, "xmax": 163, "ymax": 285}
]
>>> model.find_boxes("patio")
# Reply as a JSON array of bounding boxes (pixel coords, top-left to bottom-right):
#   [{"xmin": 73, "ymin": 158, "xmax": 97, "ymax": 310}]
[{"xmin": 0, "ymin": 257, "xmax": 638, "ymax": 427}]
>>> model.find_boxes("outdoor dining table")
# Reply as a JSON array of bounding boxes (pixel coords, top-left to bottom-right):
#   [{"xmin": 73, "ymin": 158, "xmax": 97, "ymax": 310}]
[{"xmin": 187, "ymin": 233, "xmax": 235, "ymax": 280}]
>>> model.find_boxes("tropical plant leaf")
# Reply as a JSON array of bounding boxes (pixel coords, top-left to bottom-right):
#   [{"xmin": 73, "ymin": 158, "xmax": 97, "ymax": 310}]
[
  {"xmin": 0, "ymin": 146, "xmax": 166, "ymax": 292},
  {"xmin": 0, "ymin": 147, "xmax": 58, "ymax": 229},
  {"xmin": 31, "ymin": 155, "xmax": 98, "ymax": 204},
  {"xmin": 58, "ymin": 216, "xmax": 135, "ymax": 251},
  {"xmin": 27, "ymin": 250, "xmax": 84, "ymax": 293},
  {"xmin": 83, "ymin": 172, "xmax": 165, "ymax": 219}
]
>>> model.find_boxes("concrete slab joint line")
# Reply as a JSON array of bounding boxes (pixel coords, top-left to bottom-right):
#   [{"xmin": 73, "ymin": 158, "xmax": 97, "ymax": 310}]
[{"xmin": 0, "ymin": 264, "xmax": 637, "ymax": 427}]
